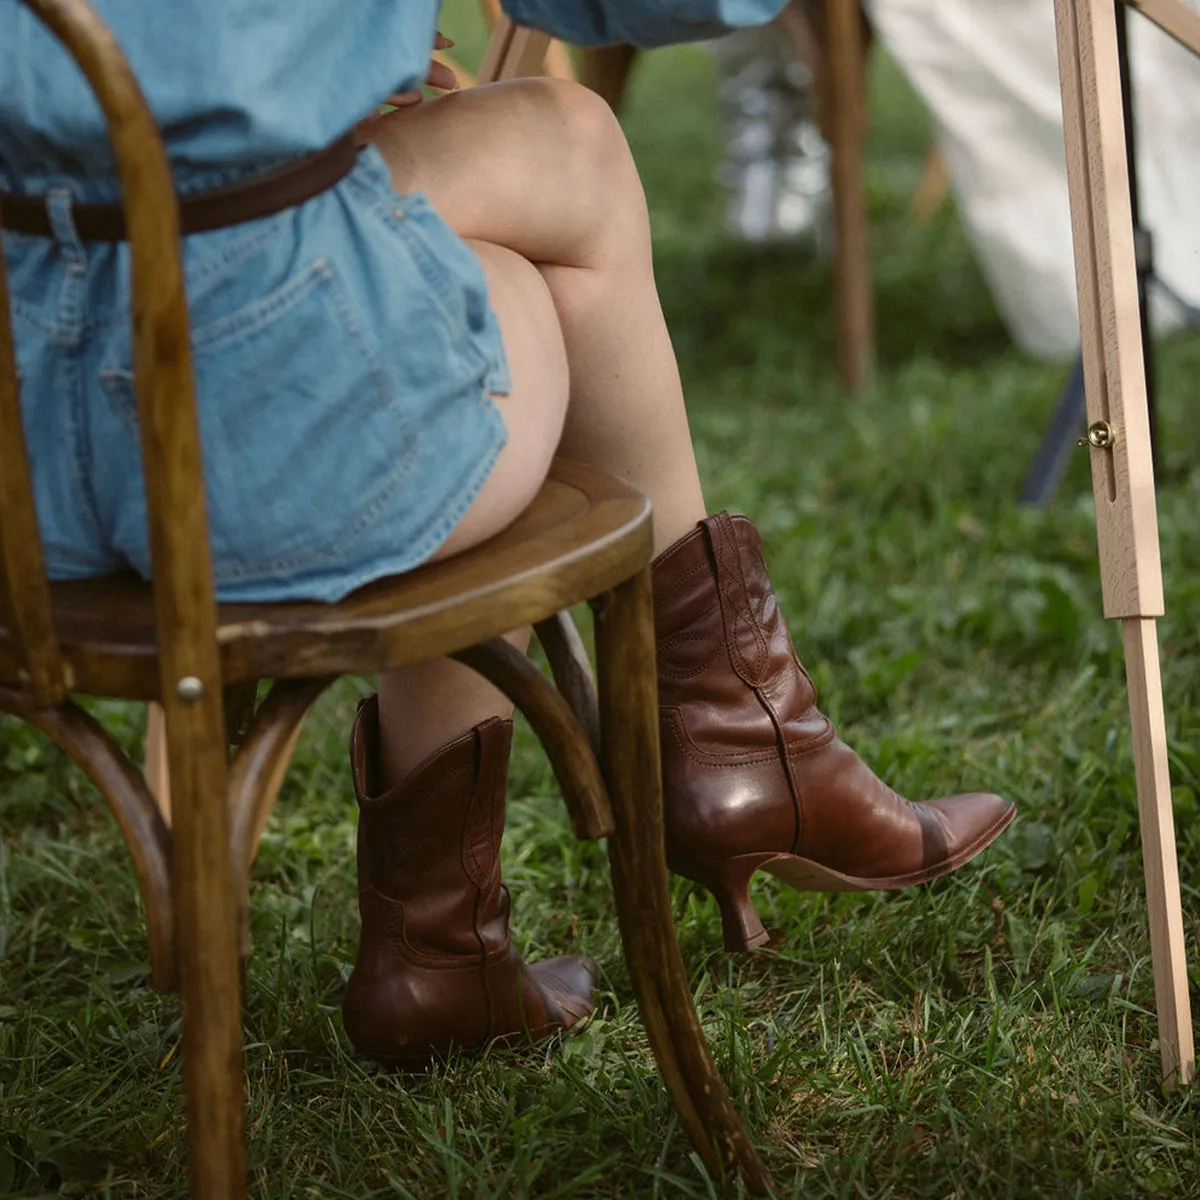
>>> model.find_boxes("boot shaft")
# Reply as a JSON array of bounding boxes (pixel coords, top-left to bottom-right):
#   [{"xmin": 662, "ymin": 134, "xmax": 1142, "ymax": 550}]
[
  {"xmin": 350, "ymin": 697, "xmax": 513, "ymax": 957},
  {"xmin": 344, "ymin": 699, "xmax": 597, "ymax": 1063},
  {"xmin": 652, "ymin": 512, "xmax": 831, "ymax": 753}
]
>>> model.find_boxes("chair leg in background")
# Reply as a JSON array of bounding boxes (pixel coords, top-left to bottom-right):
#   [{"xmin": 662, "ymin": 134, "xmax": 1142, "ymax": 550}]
[
  {"xmin": 578, "ymin": 45, "xmax": 638, "ymax": 109},
  {"xmin": 146, "ymin": 701, "xmax": 171, "ymax": 823},
  {"xmin": 592, "ymin": 568, "xmax": 772, "ymax": 1196},
  {"xmin": 825, "ymin": 0, "xmax": 875, "ymax": 392}
]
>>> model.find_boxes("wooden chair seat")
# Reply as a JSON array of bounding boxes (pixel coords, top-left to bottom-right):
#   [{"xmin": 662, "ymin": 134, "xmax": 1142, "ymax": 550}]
[{"xmin": 0, "ymin": 459, "xmax": 649, "ymax": 700}]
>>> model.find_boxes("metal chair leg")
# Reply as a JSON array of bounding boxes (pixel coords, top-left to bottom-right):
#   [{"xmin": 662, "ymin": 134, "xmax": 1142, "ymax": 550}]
[{"xmin": 592, "ymin": 568, "xmax": 772, "ymax": 1195}]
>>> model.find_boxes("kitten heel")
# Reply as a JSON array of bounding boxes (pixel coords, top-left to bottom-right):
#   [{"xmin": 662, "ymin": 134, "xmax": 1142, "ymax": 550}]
[{"xmin": 683, "ymin": 853, "xmax": 779, "ymax": 952}]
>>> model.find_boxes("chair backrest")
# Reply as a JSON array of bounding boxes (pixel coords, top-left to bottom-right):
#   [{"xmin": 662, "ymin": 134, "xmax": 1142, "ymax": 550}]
[{"xmin": 0, "ymin": 0, "xmax": 222, "ymax": 725}]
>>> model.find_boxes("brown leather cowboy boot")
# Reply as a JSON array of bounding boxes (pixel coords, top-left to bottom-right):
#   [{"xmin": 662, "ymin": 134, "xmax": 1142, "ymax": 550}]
[
  {"xmin": 342, "ymin": 696, "xmax": 596, "ymax": 1066},
  {"xmin": 653, "ymin": 512, "xmax": 1015, "ymax": 951}
]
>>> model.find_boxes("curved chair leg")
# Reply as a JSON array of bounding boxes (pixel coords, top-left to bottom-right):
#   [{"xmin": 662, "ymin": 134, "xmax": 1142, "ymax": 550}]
[
  {"xmin": 452, "ymin": 639, "xmax": 613, "ymax": 841},
  {"xmin": 591, "ymin": 569, "xmax": 772, "ymax": 1196},
  {"xmin": 0, "ymin": 688, "xmax": 176, "ymax": 989},
  {"xmin": 146, "ymin": 684, "xmax": 263, "ymax": 829},
  {"xmin": 535, "ymin": 611, "xmax": 601, "ymax": 757},
  {"xmin": 227, "ymin": 677, "xmax": 334, "ymax": 956},
  {"xmin": 223, "ymin": 681, "xmax": 260, "ymax": 748}
]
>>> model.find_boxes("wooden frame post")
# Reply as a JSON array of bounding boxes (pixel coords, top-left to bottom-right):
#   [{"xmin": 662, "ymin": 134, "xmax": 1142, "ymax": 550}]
[
  {"xmin": 825, "ymin": 0, "xmax": 875, "ymax": 392},
  {"xmin": 1053, "ymin": 0, "xmax": 1195, "ymax": 1087}
]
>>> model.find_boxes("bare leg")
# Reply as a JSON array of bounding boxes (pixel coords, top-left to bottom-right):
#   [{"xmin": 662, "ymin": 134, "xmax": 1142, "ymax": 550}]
[
  {"xmin": 378, "ymin": 242, "xmax": 564, "ymax": 784},
  {"xmin": 367, "ymin": 79, "xmax": 708, "ymax": 552},
  {"xmin": 370, "ymin": 79, "xmax": 707, "ymax": 782}
]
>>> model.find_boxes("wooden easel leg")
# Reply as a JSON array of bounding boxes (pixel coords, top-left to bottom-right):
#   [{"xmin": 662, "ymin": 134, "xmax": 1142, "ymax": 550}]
[
  {"xmin": 592, "ymin": 570, "xmax": 771, "ymax": 1195},
  {"xmin": 1122, "ymin": 618, "xmax": 1195, "ymax": 1086},
  {"xmin": 1053, "ymin": 0, "xmax": 1194, "ymax": 1087}
]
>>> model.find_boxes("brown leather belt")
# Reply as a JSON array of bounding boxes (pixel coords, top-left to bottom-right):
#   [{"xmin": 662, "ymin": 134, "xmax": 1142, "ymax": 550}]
[{"xmin": 0, "ymin": 132, "xmax": 360, "ymax": 242}]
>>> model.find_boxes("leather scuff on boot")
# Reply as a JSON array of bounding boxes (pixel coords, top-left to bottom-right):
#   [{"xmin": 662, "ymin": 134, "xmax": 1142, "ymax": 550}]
[
  {"xmin": 652, "ymin": 512, "xmax": 1016, "ymax": 952},
  {"xmin": 342, "ymin": 696, "xmax": 596, "ymax": 1066}
]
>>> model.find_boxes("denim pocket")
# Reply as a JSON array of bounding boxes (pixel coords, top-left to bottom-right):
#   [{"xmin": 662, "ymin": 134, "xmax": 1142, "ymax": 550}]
[
  {"xmin": 352, "ymin": 150, "xmax": 512, "ymax": 397},
  {"xmin": 99, "ymin": 254, "xmax": 419, "ymax": 582}
]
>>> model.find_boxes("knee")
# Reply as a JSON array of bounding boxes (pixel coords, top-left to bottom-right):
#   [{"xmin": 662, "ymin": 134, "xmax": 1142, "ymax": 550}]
[
  {"xmin": 522, "ymin": 77, "xmax": 623, "ymax": 145},
  {"xmin": 511, "ymin": 78, "xmax": 643, "ymax": 215}
]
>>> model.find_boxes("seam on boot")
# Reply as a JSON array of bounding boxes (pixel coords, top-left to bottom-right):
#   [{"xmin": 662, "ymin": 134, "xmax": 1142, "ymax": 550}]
[
  {"xmin": 653, "ymin": 555, "xmax": 711, "ymax": 612},
  {"xmin": 362, "ymin": 886, "xmax": 512, "ymax": 970},
  {"xmin": 663, "ymin": 707, "xmax": 779, "ymax": 767},
  {"xmin": 656, "ymin": 630, "xmax": 722, "ymax": 680},
  {"xmin": 358, "ymin": 761, "xmax": 473, "ymax": 811},
  {"xmin": 705, "ymin": 515, "xmax": 770, "ymax": 687}
]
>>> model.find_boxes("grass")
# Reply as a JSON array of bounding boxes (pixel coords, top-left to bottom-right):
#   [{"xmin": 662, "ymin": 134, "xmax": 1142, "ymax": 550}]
[{"xmin": 4, "ymin": 16, "xmax": 1200, "ymax": 1200}]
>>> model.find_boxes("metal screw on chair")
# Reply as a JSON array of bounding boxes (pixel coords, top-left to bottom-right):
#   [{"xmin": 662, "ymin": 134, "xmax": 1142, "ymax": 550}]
[{"xmin": 177, "ymin": 676, "xmax": 205, "ymax": 701}]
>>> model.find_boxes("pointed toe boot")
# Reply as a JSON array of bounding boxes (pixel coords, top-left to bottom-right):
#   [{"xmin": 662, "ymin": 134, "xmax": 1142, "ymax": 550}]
[
  {"xmin": 653, "ymin": 513, "xmax": 1015, "ymax": 952},
  {"xmin": 342, "ymin": 696, "xmax": 596, "ymax": 1066}
]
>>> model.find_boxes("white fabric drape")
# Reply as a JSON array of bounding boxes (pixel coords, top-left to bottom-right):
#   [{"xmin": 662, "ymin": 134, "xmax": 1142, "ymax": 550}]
[{"xmin": 868, "ymin": 0, "xmax": 1200, "ymax": 357}]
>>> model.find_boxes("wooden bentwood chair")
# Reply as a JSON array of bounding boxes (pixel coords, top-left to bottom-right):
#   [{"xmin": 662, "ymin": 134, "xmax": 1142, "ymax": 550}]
[{"xmin": 0, "ymin": 2, "xmax": 770, "ymax": 1196}]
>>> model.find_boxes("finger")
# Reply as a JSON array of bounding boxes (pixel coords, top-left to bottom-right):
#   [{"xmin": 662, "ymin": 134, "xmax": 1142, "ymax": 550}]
[
  {"xmin": 434, "ymin": 31, "xmax": 455, "ymax": 50},
  {"xmin": 380, "ymin": 91, "xmax": 426, "ymax": 108},
  {"xmin": 426, "ymin": 60, "xmax": 460, "ymax": 92}
]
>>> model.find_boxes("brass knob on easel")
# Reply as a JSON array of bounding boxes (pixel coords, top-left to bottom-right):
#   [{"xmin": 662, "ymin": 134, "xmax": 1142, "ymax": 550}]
[{"xmin": 1077, "ymin": 420, "xmax": 1116, "ymax": 449}]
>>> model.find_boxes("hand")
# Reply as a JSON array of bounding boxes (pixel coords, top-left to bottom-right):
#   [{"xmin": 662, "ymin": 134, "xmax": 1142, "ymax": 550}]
[{"xmin": 379, "ymin": 33, "xmax": 460, "ymax": 109}]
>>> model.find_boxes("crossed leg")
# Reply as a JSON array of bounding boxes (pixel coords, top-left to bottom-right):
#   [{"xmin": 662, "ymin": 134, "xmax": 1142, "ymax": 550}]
[{"xmin": 364, "ymin": 78, "xmax": 708, "ymax": 783}]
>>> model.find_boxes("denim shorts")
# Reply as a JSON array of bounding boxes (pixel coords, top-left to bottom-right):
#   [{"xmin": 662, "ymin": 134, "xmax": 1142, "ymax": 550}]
[{"xmin": 5, "ymin": 144, "xmax": 510, "ymax": 602}]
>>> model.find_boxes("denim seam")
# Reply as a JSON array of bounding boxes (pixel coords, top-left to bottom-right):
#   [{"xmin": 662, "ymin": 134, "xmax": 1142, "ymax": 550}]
[
  {"xmin": 97, "ymin": 255, "xmax": 422, "ymax": 580},
  {"xmin": 10, "ymin": 296, "xmax": 59, "ymax": 339},
  {"xmin": 194, "ymin": 255, "xmax": 331, "ymax": 353},
  {"xmin": 348, "ymin": 149, "xmax": 509, "ymax": 395},
  {"xmin": 214, "ymin": 263, "xmax": 420, "ymax": 578},
  {"xmin": 100, "ymin": 254, "xmax": 337, "ymax": 365},
  {"xmin": 67, "ymin": 350, "xmax": 108, "ymax": 545},
  {"xmin": 229, "ymin": 390, "xmax": 505, "ymax": 602},
  {"xmin": 81, "ymin": 217, "xmax": 289, "ymax": 339},
  {"xmin": 182, "ymin": 213, "xmax": 290, "ymax": 288},
  {"xmin": 379, "ymin": 198, "xmax": 509, "ymax": 394},
  {"xmin": 375, "ymin": 201, "xmax": 462, "ymax": 332},
  {"xmin": 372, "ymin": 187, "xmax": 511, "ymax": 397}
]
